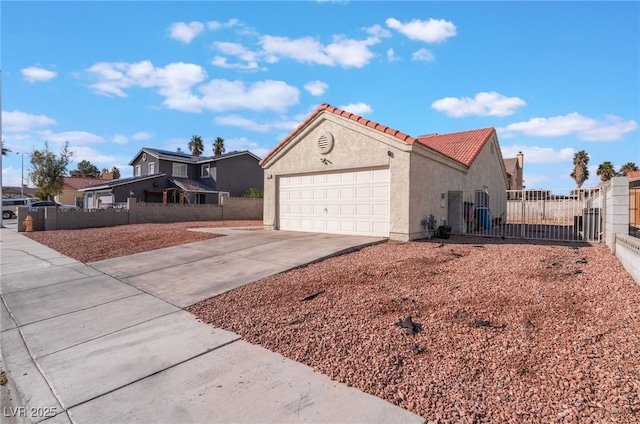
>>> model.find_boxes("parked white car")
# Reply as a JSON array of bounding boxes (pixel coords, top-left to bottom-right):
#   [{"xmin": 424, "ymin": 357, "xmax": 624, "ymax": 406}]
[
  {"xmin": 28, "ymin": 201, "xmax": 81, "ymax": 211},
  {"xmin": 2, "ymin": 197, "xmax": 41, "ymax": 219}
]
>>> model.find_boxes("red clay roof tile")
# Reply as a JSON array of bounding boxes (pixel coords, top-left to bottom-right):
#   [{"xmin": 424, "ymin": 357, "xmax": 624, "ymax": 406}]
[
  {"xmin": 63, "ymin": 177, "xmax": 105, "ymax": 190},
  {"xmin": 259, "ymin": 103, "xmax": 492, "ymax": 168},
  {"xmin": 627, "ymin": 170, "xmax": 640, "ymax": 179},
  {"xmin": 416, "ymin": 127, "xmax": 496, "ymax": 167}
]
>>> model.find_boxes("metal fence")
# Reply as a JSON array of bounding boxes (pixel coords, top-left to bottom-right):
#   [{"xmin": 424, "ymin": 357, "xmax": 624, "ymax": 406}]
[
  {"xmin": 631, "ymin": 188, "xmax": 640, "ymax": 238},
  {"xmin": 451, "ymin": 188, "xmax": 604, "ymax": 242}
]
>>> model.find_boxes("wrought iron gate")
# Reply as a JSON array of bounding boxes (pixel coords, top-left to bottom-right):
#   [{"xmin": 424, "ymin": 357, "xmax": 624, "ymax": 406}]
[{"xmin": 450, "ymin": 187, "xmax": 604, "ymax": 242}]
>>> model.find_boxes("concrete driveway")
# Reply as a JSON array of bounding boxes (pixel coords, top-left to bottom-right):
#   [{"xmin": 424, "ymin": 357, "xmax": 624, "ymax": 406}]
[
  {"xmin": 89, "ymin": 228, "xmax": 386, "ymax": 307},
  {"xmin": 0, "ymin": 227, "xmax": 426, "ymax": 424}
]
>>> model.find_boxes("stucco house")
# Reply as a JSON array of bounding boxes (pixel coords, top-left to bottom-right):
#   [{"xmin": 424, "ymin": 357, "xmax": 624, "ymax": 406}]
[
  {"xmin": 56, "ymin": 172, "xmax": 114, "ymax": 207},
  {"xmin": 79, "ymin": 149, "xmax": 263, "ymax": 208},
  {"xmin": 503, "ymin": 152, "xmax": 524, "ymax": 191},
  {"xmin": 260, "ymin": 103, "xmax": 509, "ymax": 241}
]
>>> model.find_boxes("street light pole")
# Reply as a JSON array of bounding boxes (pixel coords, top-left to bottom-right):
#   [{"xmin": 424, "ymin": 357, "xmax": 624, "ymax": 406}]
[{"xmin": 21, "ymin": 152, "xmax": 24, "ymax": 198}]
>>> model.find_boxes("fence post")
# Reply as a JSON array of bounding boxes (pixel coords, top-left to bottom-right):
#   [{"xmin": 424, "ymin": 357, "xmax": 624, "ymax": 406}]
[{"xmin": 605, "ymin": 177, "xmax": 630, "ymax": 253}]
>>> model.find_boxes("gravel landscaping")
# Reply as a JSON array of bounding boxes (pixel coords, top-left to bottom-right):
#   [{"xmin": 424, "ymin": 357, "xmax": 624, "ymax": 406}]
[
  {"xmin": 188, "ymin": 236, "xmax": 640, "ymax": 423},
  {"xmin": 23, "ymin": 220, "xmax": 262, "ymax": 263}
]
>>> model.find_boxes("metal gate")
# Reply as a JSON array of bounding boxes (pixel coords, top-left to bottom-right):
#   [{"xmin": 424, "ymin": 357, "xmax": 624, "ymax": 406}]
[{"xmin": 450, "ymin": 187, "xmax": 604, "ymax": 242}]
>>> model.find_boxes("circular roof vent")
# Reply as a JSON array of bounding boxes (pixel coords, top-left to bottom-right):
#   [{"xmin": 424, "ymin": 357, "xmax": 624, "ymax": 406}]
[
  {"xmin": 142, "ymin": 153, "xmax": 147, "ymax": 161},
  {"xmin": 317, "ymin": 132, "xmax": 334, "ymax": 154}
]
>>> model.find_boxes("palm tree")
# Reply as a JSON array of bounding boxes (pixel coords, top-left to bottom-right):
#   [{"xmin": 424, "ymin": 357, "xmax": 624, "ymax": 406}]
[
  {"xmin": 188, "ymin": 135, "xmax": 204, "ymax": 157},
  {"xmin": 1, "ymin": 140, "xmax": 10, "ymax": 155},
  {"xmin": 619, "ymin": 162, "xmax": 639, "ymax": 176},
  {"xmin": 570, "ymin": 150, "xmax": 590, "ymax": 188},
  {"xmin": 213, "ymin": 137, "xmax": 225, "ymax": 156},
  {"xmin": 596, "ymin": 161, "xmax": 617, "ymax": 182}
]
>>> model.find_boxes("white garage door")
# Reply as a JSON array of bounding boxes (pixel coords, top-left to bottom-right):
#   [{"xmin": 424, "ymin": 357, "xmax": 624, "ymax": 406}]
[{"xmin": 278, "ymin": 168, "xmax": 390, "ymax": 237}]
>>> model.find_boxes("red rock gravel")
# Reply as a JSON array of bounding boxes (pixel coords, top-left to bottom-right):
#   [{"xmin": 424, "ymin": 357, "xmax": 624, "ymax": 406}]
[
  {"xmin": 188, "ymin": 236, "xmax": 640, "ymax": 423},
  {"xmin": 24, "ymin": 220, "xmax": 262, "ymax": 263}
]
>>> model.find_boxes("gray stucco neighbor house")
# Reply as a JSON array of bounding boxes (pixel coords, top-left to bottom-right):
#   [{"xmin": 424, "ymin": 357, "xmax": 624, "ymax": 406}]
[
  {"xmin": 260, "ymin": 103, "xmax": 509, "ymax": 241},
  {"xmin": 79, "ymin": 149, "xmax": 263, "ymax": 208}
]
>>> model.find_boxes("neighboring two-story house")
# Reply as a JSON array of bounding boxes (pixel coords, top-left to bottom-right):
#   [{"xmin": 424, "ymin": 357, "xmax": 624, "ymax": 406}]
[{"xmin": 79, "ymin": 149, "xmax": 263, "ymax": 208}]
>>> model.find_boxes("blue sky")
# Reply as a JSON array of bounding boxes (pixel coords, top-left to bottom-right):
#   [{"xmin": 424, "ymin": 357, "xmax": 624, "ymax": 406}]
[{"xmin": 2, "ymin": 1, "xmax": 639, "ymax": 192}]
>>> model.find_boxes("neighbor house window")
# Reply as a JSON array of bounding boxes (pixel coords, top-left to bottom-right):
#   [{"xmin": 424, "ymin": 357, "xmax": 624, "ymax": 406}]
[
  {"xmin": 135, "ymin": 165, "xmax": 141, "ymax": 177},
  {"xmin": 172, "ymin": 163, "xmax": 187, "ymax": 177},
  {"xmin": 148, "ymin": 162, "xmax": 155, "ymax": 174},
  {"xmin": 201, "ymin": 164, "xmax": 210, "ymax": 178}
]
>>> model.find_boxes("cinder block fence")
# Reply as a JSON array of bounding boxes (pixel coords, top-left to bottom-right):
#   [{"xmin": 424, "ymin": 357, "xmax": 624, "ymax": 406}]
[{"xmin": 17, "ymin": 197, "xmax": 263, "ymax": 232}]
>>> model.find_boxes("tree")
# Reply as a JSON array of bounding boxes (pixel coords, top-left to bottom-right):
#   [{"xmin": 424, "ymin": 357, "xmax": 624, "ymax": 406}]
[
  {"xmin": 2, "ymin": 140, "xmax": 10, "ymax": 155},
  {"xmin": 213, "ymin": 137, "xmax": 225, "ymax": 156},
  {"xmin": 70, "ymin": 160, "xmax": 101, "ymax": 178},
  {"xmin": 29, "ymin": 141, "xmax": 74, "ymax": 201},
  {"xmin": 619, "ymin": 162, "xmax": 639, "ymax": 176},
  {"xmin": 570, "ymin": 150, "xmax": 590, "ymax": 188},
  {"xmin": 246, "ymin": 187, "xmax": 263, "ymax": 198},
  {"xmin": 188, "ymin": 135, "xmax": 204, "ymax": 157},
  {"xmin": 596, "ymin": 161, "xmax": 616, "ymax": 182}
]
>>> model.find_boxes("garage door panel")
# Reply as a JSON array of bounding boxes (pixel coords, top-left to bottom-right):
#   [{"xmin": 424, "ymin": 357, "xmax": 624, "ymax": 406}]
[{"xmin": 279, "ymin": 168, "xmax": 389, "ymax": 237}]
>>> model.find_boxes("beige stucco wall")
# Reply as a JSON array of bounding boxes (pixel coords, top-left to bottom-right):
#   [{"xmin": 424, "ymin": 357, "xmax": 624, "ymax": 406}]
[
  {"xmin": 408, "ymin": 134, "xmax": 508, "ymax": 239},
  {"xmin": 261, "ymin": 113, "xmax": 412, "ymax": 239},
  {"xmin": 262, "ymin": 112, "xmax": 509, "ymax": 241},
  {"xmin": 55, "ymin": 189, "xmax": 81, "ymax": 206}
]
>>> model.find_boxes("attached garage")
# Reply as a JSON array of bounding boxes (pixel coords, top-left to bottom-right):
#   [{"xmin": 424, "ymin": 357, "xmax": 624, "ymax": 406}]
[
  {"xmin": 278, "ymin": 168, "xmax": 390, "ymax": 237},
  {"xmin": 260, "ymin": 103, "xmax": 509, "ymax": 241}
]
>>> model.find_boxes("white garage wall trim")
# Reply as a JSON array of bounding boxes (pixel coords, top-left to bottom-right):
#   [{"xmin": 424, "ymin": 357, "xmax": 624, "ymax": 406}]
[{"xmin": 278, "ymin": 168, "xmax": 390, "ymax": 237}]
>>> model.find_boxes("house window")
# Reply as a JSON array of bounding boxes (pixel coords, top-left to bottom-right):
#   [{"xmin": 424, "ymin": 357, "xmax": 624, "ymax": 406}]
[
  {"xmin": 201, "ymin": 164, "xmax": 210, "ymax": 178},
  {"xmin": 148, "ymin": 162, "xmax": 155, "ymax": 174},
  {"xmin": 135, "ymin": 165, "xmax": 141, "ymax": 177},
  {"xmin": 173, "ymin": 163, "xmax": 187, "ymax": 177},
  {"xmin": 210, "ymin": 167, "xmax": 217, "ymax": 180}
]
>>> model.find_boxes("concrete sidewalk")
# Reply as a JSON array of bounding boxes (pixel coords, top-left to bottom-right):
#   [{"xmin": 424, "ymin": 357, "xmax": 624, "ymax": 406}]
[{"xmin": 0, "ymin": 228, "xmax": 426, "ymax": 423}]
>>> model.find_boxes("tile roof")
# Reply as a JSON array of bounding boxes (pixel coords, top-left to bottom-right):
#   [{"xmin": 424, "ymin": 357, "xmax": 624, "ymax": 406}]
[
  {"xmin": 168, "ymin": 177, "xmax": 218, "ymax": 193},
  {"xmin": 63, "ymin": 177, "xmax": 105, "ymax": 190},
  {"xmin": 259, "ymin": 103, "xmax": 495, "ymax": 168},
  {"xmin": 626, "ymin": 170, "xmax": 640, "ymax": 179},
  {"xmin": 260, "ymin": 103, "xmax": 418, "ymax": 166},
  {"xmin": 417, "ymin": 128, "xmax": 496, "ymax": 167}
]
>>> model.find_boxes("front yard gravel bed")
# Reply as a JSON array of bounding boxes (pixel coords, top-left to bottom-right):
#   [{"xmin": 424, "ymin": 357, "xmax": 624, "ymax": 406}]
[
  {"xmin": 188, "ymin": 236, "xmax": 640, "ymax": 423},
  {"xmin": 23, "ymin": 220, "xmax": 263, "ymax": 263}
]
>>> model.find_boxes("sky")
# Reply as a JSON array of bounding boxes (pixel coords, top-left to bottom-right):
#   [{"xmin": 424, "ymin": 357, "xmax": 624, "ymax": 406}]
[{"xmin": 1, "ymin": 1, "xmax": 639, "ymax": 193}]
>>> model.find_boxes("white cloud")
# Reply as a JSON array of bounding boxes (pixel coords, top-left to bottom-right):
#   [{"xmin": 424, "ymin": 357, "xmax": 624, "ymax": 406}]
[
  {"xmin": 21, "ymin": 66, "xmax": 58, "ymax": 83},
  {"xmin": 223, "ymin": 136, "xmax": 269, "ymax": 158},
  {"xmin": 365, "ymin": 24, "xmax": 391, "ymax": 38},
  {"xmin": 169, "ymin": 21, "xmax": 205, "ymax": 44},
  {"xmin": 2, "ymin": 110, "xmax": 57, "ymax": 132},
  {"xmin": 338, "ymin": 102, "xmax": 373, "ymax": 116},
  {"xmin": 132, "ymin": 131, "xmax": 153, "ymax": 140},
  {"xmin": 211, "ymin": 56, "xmax": 262, "ymax": 71},
  {"xmin": 69, "ymin": 146, "xmax": 117, "ymax": 164},
  {"xmin": 386, "ymin": 18, "xmax": 457, "ymax": 43},
  {"xmin": 198, "ymin": 79, "xmax": 299, "ymax": 113},
  {"xmin": 432, "ymin": 92, "xmax": 526, "ymax": 117},
  {"xmin": 37, "ymin": 130, "xmax": 104, "ymax": 145},
  {"xmin": 259, "ymin": 34, "xmax": 379, "ymax": 68},
  {"xmin": 207, "ymin": 19, "xmax": 239, "ymax": 30},
  {"xmin": 86, "ymin": 60, "xmax": 298, "ymax": 113},
  {"xmin": 501, "ymin": 145, "xmax": 575, "ymax": 163},
  {"xmin": 412, "ymin": 48, "xmax": 435, "ymax": 62},
  {"xmin": 304, "ymin": 80, "xmax": 329, "ymax": 96},
  {"xmin": 214, "ymin": 114, "xmax": 300, "ymax": 133},
  {"xmin": 112, "ymin": 134, "xmax": 129, "ymax": 144},
  {"xmin": 387, "ymin": 48, "xmax": 399, "ymax": 62},
  {"xmin": 498, "ymin": 113, "xmax": 638, "ymax": 141}
]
